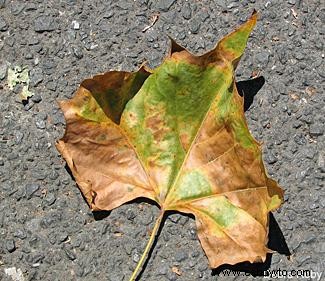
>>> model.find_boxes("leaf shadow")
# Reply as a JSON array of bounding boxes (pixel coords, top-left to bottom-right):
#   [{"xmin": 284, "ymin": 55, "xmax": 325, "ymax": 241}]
[
  {"xmin": 211, "ymin": 213, "xmax": 291, "ymax": 277},
  {"xmin": 63, "ymin": 164, "xmax": 112, "ymax": 220},
  {"xmin": 236, "ymin": 76, "xmax": 265, "ymax": 112},
  {"xmin": 93, "ymin": 197, "xmax": 160, "ymax": 221}
]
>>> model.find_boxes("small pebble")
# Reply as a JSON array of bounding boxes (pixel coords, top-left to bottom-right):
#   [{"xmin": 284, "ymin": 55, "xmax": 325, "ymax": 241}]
[
  {"xmin": 6, "ymin": 239, "xmax": 16, "ymax": 253},
  {"xmin": 44, "ymin": 193, "xmax": 56, "ymax": 206},
  {"xmin": 25, "ymin": 183, "xmax": 40, "ymax": 199},
  {"xmin": 0, "ymin": 63, "xmax": 7, "ymax": 80},
  {"xmin": 35, "ymin": 120, "xmax": 46, "ymax": 129},
  {"xmin": 71, "ymin": 20, "xmax": 80, "ymax": 30},
  {"xmin": 0, "ymin": 16, "xmax": 8, "ymax": 31},
  {"xmin": 31, "ymin": 94, "xmax": 42, "ymax": 103}
]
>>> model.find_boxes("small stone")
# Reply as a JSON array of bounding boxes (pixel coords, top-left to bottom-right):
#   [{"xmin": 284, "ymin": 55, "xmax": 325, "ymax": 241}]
[
  {"xmin": 227, "ymin": 1, "xmax": 239, "ymax": 8},
  {"xmin": 265, "ymin": 153, "xmax": 278, "ymax": 164},
  {"xmin": 288, "ymin": 0, "xmax": 296, "ymax": 4},
  {"xmin": 156, "ymin": 0, "xmax": 176, "ymax": 12},
  {"xmin": 73, "ymin": 46, "xmax": 83, "ymax": 59},
  {"xmin": 198, "ymin": 11, "xmax": 209, "ymax": 22},
  {"xmin": 47, "ymin": 232, "xmax": 56, "ymax": 244},
  {"xmin": 103, "ymin": 10, "xmax": 114, "ymax": 19},
  {"xmin": 7, "ymin": 153, "xmax": 18, "ymax": 160},
  {"xmin": 182, "ymin": 3, "xmax": 192, "ymax": 20},
  {"xmin": 6, "ymin": 36, "xmax": 15, "ymax": 46},
  {"xmin": 158, "ymin": 263, "xmax": 169, "ymax": 275},
  {"xmin": 189, "ymin": 227, "xmax": 197, "ymax": 240},
  {"xmin": 189, "ymin": 18, "xmax": 200, "ymax": 34},
  {"xmin": 140, "ymin": 212, "xmax": 153, "ymax": 225},
  {"xmin": 0, "ymin": 158, "xmax": 4, "ymax": 166},
  {"xmin": 294, "ymin": 133, "xmax": 306, "ymax": 145},
  {"xmin": 168, "ymin": 214, "xmax": 180, "ymax": 223},
  {"xmin": 31, "ymin": 253, "xmax": 45, "ymax": 264},
  {"xmin": 108, "ymin": 272, "xmax": 124, "ymax": 281},
  {"xmin": 0, "ymin": 16, "xmax": 8, "ymax": 31},
  {"xmin": 38, "ymin": 112, "xmax": 47, "ymax": 120},
  {"xmin": 167, "ymin": 271, "xmax": 178, "ymax": 281},
  {"xmin": 320, "ymin": 197, "xmax": 325, "ymax": 208},
  {"xmin": 64, "ymin": 248, "xmax": 76, "ymax": 260},
  {"xmin": 25, "ymin": 183, "xmax": 40, "ymax": 199},
  {"xmin": 0, "ymin": 0, "xmax": 5, "ymax": 9},
  {"xmin": 15, "ymin": 131, "xmax": 24, "ymax": 144},
  {"xmin": 32, "ymin": 168, "xmax": 47, "ymax": 180},
  {"xmin": 255, "ymin": 51, "xmax": 269, "ymax": 67},
  {"xmin": 34, "ymin": 16, "xmax": 57, "ymax": 32},
  {"xmin": 318, "ymin": 152, "xmax": 325, "ymax": 171},
  {"xmin": 49, "ymin": 169, "xmax": 59, "ymax": 180},
  {"xmin": 123, "ymin": 242, "xmax": 134, "ymax": 255},
  {"xmin": 31, "ymin": 94, "xmax": 42, "ymax": 103},
  {"xmin": 191, "ymin": 250, "xmax": 200, "ymax": 258},
  {"xmin": 90, "ymin": 43, "xmax": 98, "ymax": 50},
  {"xmin": 30, "ymin": 68, "xmax": 43, "ymax": 86},
  {"xmin": 74, "ymin": 264, "xmax": 84, "ymax": 277},
  {"xmin": 44, "ymin": 193, "xmax": 56, "ymax": 206},
  {"xmin": 25, "ymin": 3, "xmax": 37, "ymax": 11},
  {"xmin": 132, "ymin": 250, "xmax": 140, "ymax": 263},
  {"xmin": 295, "ymin": 52, "xmax": 305, "ymax": 61},
  {"xmin": 35, "ymin": 120, "xmax": 46, "ymax": 129},
  {"xmin": 174, "ymin": 251, "xmax": 187, "ymax": 262},
  {"xmin": 57, "ymin": 232, "xmax": 68, "ymax": 243},
  {"xmin": 197, "ymin": 262, "xmax": 208, "ymax": 272},
  {"xmin": 179, "ymin": 216, "xmax": 189, "ymax": 226},
  {"xmin": 46, "ymin": 81, "xmax": 57, "ymax": 91},
  {"xmin": 303, "ymin": 234, "xmax": 316, "ymax": 244},
  {"xmin": 101, "ymin": 223, "xmax": 110, "ymax": 235},
  {"xmin": 126, "ymin": 209, "xmax": 136, "ymax": 220},
  {"xmin": 11, "ymin": 2, "xmax": 25, "ymax": 15},
  {"xmin": 0, "ymin": 63, "xmax": 7, "ymax": 80},
  {"xmin": 6, "ymin": 239, "xmax": 16, "ymax": 253},
  {"xmin": 272, "ymin": 254, "xmax": 281, "ymax": 264},
  {"xmin": 309, "ymin": 124, "xmax": 323, "ymax": 136},
  {"xmin": 14, "ymin": 229, "xmax": 27, "ymax": 240},
  {"xmin": 71, "ymin": 20, "xmax": 80, "ymax": 30},
  {"xmin": 309, "ymin": 203, "xmax": 318, "ymax": 210},
  {"xmin": 24, "ymin": 101, "xmax": 34, "ymax": 111}
]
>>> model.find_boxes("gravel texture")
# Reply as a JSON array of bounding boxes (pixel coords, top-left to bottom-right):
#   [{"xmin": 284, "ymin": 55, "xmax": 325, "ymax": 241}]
[{"xmin": 0, "ymin": 0, "xmax": 324, "ymax": 280}]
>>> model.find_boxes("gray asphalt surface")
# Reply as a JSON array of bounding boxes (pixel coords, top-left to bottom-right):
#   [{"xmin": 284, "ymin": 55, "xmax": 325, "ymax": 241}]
[{"xmin": 0, "ymin": 0, "xmax": 324, "ymax": 280}]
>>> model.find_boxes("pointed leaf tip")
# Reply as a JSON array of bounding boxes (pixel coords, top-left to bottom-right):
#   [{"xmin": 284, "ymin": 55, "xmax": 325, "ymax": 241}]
[{"xmin": 215, "ymin": 10, "xmax": 258, "ymax": 65}]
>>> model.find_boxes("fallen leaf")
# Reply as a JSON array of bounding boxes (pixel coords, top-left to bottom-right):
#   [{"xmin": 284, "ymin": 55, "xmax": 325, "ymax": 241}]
[{"xmin": 56, "ymin": 11, "xmax": 283, "ymax": 279}]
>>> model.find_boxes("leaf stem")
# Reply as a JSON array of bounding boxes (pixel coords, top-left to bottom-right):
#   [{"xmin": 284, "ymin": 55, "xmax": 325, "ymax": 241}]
[{"xmin": 129, "ymin": 210, "xmax": 164, "ymax": 281}]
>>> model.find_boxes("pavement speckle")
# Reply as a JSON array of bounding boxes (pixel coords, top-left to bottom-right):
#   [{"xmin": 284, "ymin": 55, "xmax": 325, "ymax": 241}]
[{"xmin": 0, "ymin": 0, "xmax": 324, "ymax": 280}]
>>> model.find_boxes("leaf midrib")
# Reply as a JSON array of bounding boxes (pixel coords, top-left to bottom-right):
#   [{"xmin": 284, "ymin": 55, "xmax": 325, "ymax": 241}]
[{"xmin": 163, "ymin": 58, "xmax": 233, "ymax": 209}]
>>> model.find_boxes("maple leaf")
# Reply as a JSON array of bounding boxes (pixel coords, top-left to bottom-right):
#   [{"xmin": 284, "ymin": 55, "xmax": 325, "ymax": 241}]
[{"xmin": 56, "ymin": 11, "xmax": 283, "ymax": 280}]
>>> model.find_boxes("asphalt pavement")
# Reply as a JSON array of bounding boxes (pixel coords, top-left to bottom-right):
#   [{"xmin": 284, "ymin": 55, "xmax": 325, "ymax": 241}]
[{"xmin": 0, "ymin": 0, "xmax": 324, "ymax": 280}]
